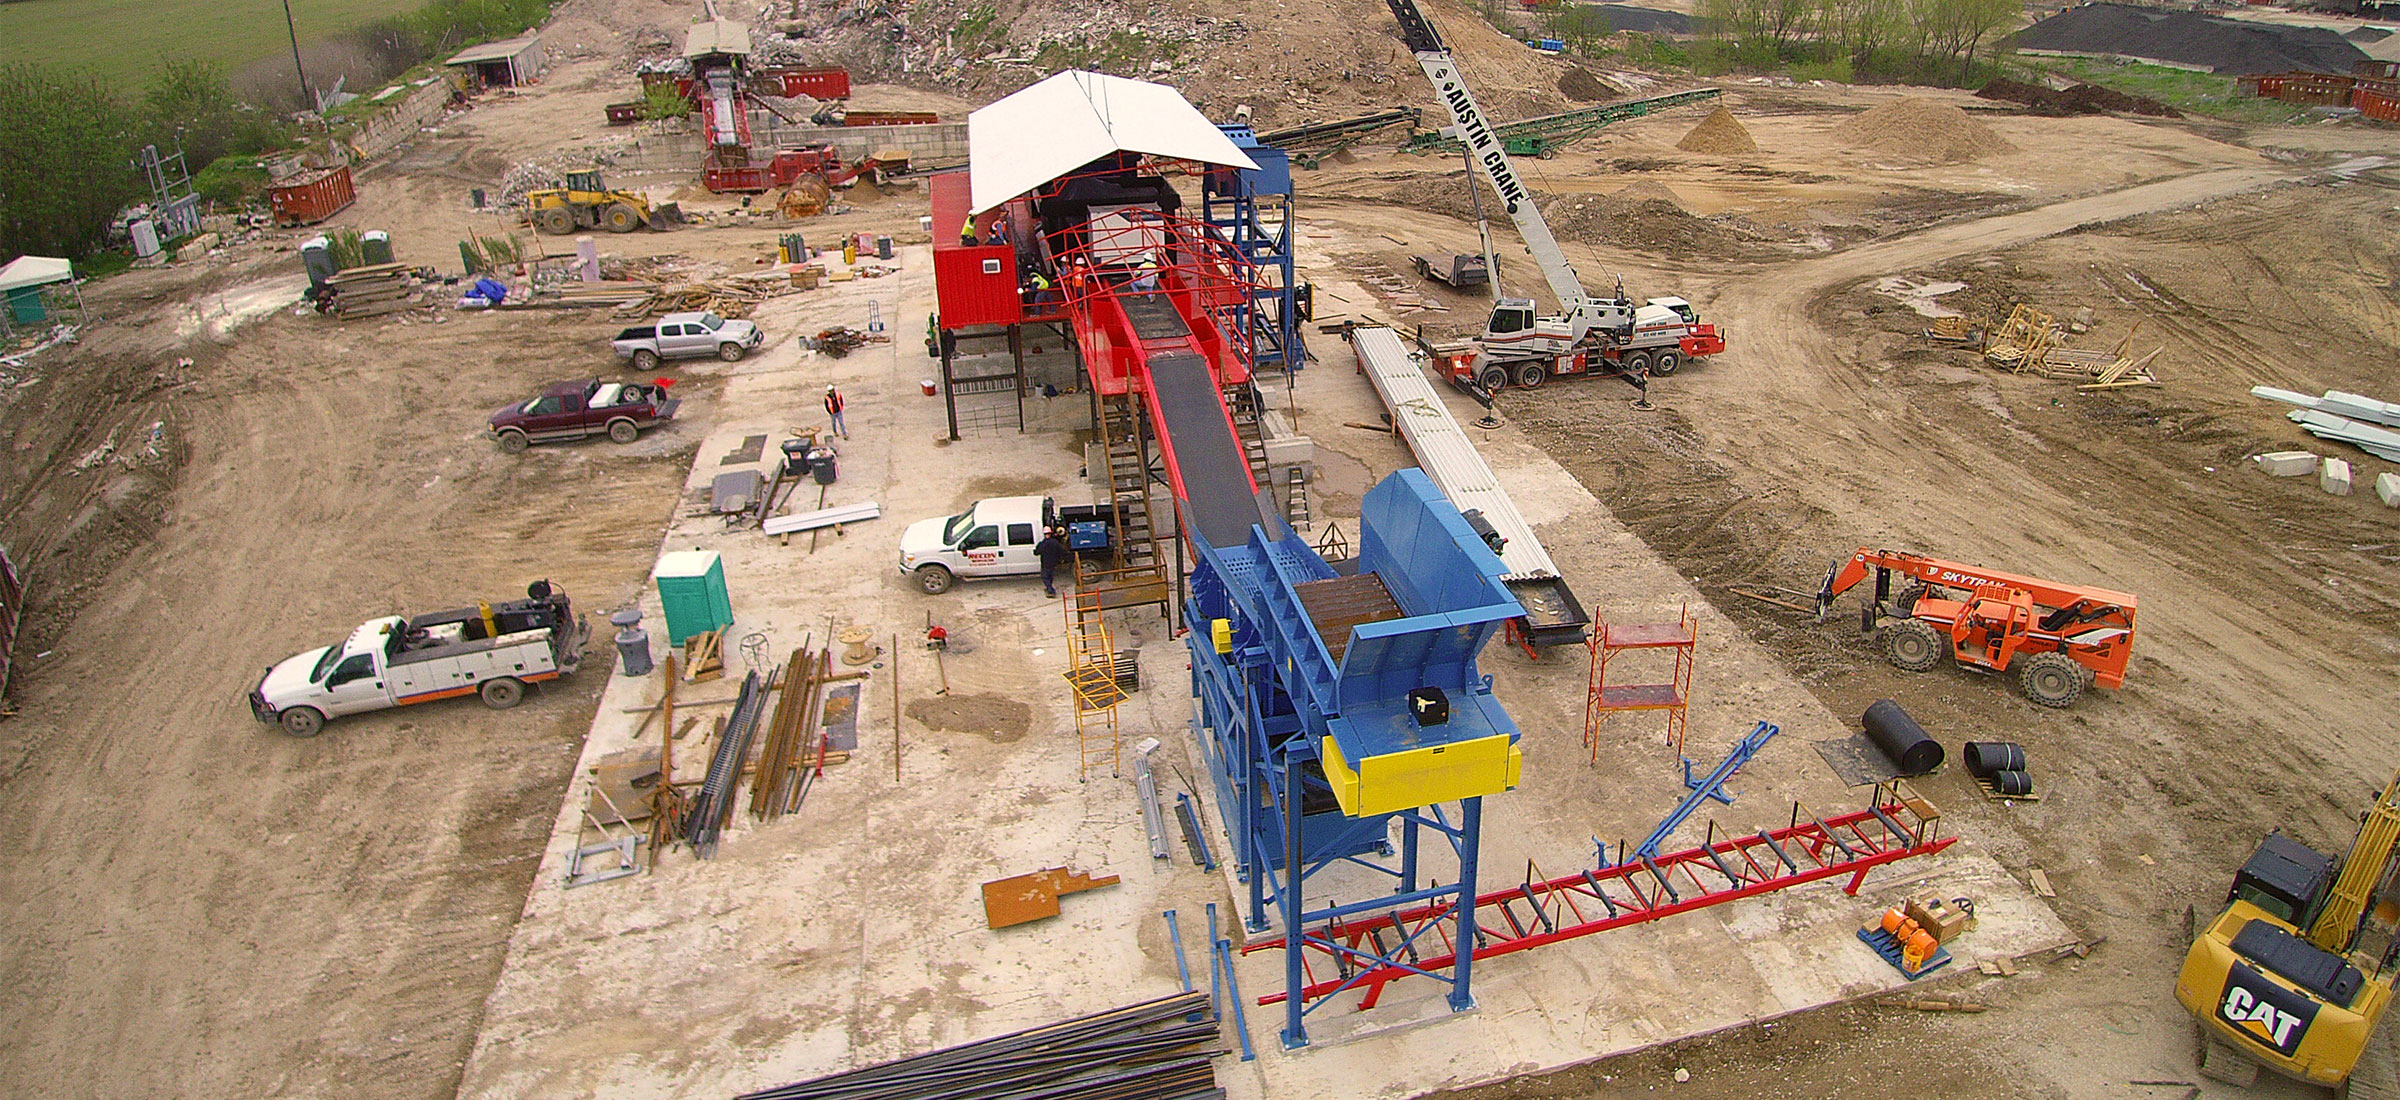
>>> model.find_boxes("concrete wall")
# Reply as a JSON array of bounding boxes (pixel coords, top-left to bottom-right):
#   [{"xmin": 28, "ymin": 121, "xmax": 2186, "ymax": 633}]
[{"xmin": 349, "ymin": 76, "xmax": 463, "ymax": 163}]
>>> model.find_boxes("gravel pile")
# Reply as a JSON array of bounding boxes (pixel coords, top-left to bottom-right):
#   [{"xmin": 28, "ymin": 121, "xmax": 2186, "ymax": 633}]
[
  {"xmin": 1834, "ymin": 98, "xmax": 2016, "ymax": 164},
  {"xmin": 496, "ymin": 162, "xmax": 565, "ymax": 208},
  {"xmin": 1677, "ymin": 106, "xmax": 1759, "ymax": 154},
  {"xmin": 2008, "ymin": 2, "xmax": 2366, "ymax": 74}
]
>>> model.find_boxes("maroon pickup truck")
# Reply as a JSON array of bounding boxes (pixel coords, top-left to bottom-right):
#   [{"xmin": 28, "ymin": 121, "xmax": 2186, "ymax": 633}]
[{"xmin": 489, "ymin": 379, "xmax": 679, "ymax": 452}]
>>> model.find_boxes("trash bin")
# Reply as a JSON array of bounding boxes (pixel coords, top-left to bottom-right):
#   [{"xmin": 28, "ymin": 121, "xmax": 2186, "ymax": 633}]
[
  {"xmin": 876, "ymin": 235, "xmax": 894, "ymax": 260},
  {"xmin": 782, "ymin": 438, "xmax": 814, "ymax": 478},
  {"xmin": 808, "ymin": 447, "xmax": 837, "ymax": 485},
  {"xmin": 610, "ymin": 608, "xmax": 653, "ymax": 676}
]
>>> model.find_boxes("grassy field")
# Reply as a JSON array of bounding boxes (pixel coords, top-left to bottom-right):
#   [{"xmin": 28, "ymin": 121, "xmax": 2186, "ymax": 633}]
[
  {"xmin": 2023, "ymin": 56, "xmax": 2301, "ymax": 123},
  {"xmin": 0, "ymin": 0, "xmax": 423, "ymax": 86}
]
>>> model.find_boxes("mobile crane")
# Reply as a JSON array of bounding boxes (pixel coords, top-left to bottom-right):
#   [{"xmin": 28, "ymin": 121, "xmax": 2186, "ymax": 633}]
[
  {"xmin": 2178, "ymin": 768, "xmax": 2400, "ymax": 1096},
  {"xmin": 1813, "ymin": 548, "xmax": 2137, "ymax": 708},
  {"xmin": 1382, "ymin": 0, "xmax": 1725, "ymax": 391}
]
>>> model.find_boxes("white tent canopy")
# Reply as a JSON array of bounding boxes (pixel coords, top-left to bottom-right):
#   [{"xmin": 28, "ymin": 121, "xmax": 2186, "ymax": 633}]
[
  {"xmin": 967, "ymin": 70, "xmax": 1258, "ymax": 215},
  {"xmin": 0, "ymin": 256, "xmax": 73, "ymax": 295}
]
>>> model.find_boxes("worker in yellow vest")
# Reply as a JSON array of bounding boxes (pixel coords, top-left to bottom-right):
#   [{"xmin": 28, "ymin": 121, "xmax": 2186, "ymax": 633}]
[{"xmin": 959, "ymin": 215, "xmax": 977, "ymax": 247}]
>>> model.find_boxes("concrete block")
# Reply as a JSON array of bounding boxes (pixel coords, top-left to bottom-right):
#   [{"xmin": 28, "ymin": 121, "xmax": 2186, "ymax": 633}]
[
  {"xmin": 2253, "ymin": 450, "xmax": 2318, "ymax": 476},
  {"xmin": 2323, "ymin": 458, "xmax": 2354, "ymax": 496},
  {"xmin": 2378, "ymin": 471, "xmax": 2400, "ymax": 509}
]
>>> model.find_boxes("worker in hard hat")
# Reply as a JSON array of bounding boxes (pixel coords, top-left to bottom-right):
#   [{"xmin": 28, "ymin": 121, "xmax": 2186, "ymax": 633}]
[
  {"xmin": 1129, "ymin": 257, "xmax": 1160, "ymax": 293},
  {"xmin": 824, "ymin": 384, "xmax": 848, "ymax": 439},
  {"xmin": 959, "ymin": 214, "xmax": 977, "ymax": 247}
]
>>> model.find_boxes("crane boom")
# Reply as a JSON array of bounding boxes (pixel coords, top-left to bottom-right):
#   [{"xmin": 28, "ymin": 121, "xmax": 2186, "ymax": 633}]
[{"xmin": 1382, "ymin": 0, "xmax": 1630, "ymax": 353}]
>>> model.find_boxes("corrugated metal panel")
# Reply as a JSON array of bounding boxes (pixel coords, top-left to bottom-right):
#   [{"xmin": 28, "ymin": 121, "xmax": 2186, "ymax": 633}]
[
  {"xmin": 1352, "ymin": 327, "xmax": 1561, "ymax": 581},
  {"xmin": 445, "ymin": 34, "xmax": 540, "ymax": 66}
]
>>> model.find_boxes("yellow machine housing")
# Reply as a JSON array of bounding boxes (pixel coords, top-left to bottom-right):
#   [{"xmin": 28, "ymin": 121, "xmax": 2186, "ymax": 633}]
[{"xmin": 2179, "ymin": 770, "xmax": 2400, "ymax": 1091}]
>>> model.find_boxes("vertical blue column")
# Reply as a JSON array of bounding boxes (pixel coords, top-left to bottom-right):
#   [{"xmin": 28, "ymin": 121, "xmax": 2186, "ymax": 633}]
[
  {"xmin": 1449, "ymin": 797, "xmax": 1483, "ymax": 1013},
  {"xmin": 1281, "ymin": 752, "xmax": 1309, "ymax": 1049},
  {"xmin": 1399, "ymin": 814, "xmax": 1420, "ymax": 894}
]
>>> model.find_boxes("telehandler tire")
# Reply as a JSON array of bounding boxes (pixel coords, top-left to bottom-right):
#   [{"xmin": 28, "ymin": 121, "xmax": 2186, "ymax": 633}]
[
  {"xmin": 2019, "ymin": 652, "xmax": 2086, "ymax": 708},
  {"xmin": 1882, "ymin": 619, "xmax": 1944, "ymax": 673}
]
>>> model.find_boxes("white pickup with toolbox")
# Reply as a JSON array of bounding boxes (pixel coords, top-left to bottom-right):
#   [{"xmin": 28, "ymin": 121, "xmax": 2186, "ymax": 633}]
[{"xmin": 249, "ymin": 582, "xmax": 590, "ymax": 737}]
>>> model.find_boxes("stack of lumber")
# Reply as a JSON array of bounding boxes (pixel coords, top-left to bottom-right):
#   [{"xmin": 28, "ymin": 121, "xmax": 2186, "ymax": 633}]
[
  {"xmin": 544, "ymin": 280, "xmax": 658, "ymax": 308},
  {"xmin": 610, "ymin": 280, "xmax": 772, "ymax": 319},
  {"xmin": 325, "ymin": 263, "xmax": 416, "ymax": 320}
]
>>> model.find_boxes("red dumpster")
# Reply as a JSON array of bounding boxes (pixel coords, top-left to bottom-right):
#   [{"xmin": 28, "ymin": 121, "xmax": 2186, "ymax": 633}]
[{"xmin": 267, "ymin": 165, "xmax": 358, "ymax": 227}]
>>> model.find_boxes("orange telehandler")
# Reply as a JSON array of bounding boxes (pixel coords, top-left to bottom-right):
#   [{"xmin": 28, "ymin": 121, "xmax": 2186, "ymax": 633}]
[{"xmin": 1812, "ymin": 549, "xmax": 2137, "ymax": 708}]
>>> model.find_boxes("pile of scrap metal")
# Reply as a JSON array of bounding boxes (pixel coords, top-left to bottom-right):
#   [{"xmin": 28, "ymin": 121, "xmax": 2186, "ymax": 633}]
[
  {"xmin": 2253, "ymin": 385, "xmax": 2400, "ymax": 461},
  {"xmin": 734, "ymin": 991, "xmax": 1219, "ymax": 1100},
  {"xmin": 809, "ymin": 326, "xmax": 889, "ymax": 357},
  {"xmin": 748, "ymin": 642, "xmax": 842, "ymax": 820}
]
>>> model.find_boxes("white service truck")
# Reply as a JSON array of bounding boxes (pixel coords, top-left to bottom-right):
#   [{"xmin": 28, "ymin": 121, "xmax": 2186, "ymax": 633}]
[
  {"xmin": 899, "ymin": 496, "xmax": 1121, "ymax": 594},
  {"xmin": 249, "ymin": 582, "xmax": 590, "ymax": 737}
]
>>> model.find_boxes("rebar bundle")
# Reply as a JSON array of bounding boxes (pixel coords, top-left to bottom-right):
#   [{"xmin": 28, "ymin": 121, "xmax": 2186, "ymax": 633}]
[
  {"xmin": 735, "ymin": 991, "xmax": 1220, "ymax": 1100},
  {"xmin": 684, "ymin": 670, "xmax": 766, "ymax": 858}
]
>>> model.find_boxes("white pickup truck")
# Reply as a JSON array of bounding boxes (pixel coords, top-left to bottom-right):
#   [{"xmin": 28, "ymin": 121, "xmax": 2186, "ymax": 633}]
[
  {"xmin": 249, "ymin": 582, "xmax": 591, "ymax": 737},
  {"xmin": 612, "ymin": 311, "xmax": 764, "ymax": 370},
  {"xmin": 898, "ymin": 496, "xmax": 1121, "ymax": 594}
]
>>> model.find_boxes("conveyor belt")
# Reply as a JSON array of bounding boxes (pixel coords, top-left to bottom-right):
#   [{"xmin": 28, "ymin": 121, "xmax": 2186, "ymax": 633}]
[
  {"xmin": 1143, "ymin": 351, "xmax": 1271, "ymax": 549},
  {"xmin": 1120, "ymin": 291, "xmax": 1193, "ymax": 341}
]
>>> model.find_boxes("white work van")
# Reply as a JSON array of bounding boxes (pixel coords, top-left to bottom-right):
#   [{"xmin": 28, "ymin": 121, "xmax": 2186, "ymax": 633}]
[{"xmin": 249, "ymin": 582, "xmax": 589, "ymax": 736}]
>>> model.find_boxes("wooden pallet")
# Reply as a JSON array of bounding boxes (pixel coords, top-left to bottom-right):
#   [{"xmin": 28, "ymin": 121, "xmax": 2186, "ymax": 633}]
[{"xmin": 1973, "ymin": 774, "xmax": 2041, "ymax": 802}]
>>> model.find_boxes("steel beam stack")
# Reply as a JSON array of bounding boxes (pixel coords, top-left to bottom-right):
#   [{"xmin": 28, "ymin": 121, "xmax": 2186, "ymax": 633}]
[{"xmin": 734, "ymin": 991, "xmax": 1220, "ymax": 1100}]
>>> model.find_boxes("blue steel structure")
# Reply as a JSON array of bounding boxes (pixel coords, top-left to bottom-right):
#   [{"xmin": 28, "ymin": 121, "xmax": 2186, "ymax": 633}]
[
  {"xmin": 1183, "ymin": 468, "xmax": 1524, "ymax": 1048},
  {"xmin": 1204, "ymin": 127, "xmax": 1306, "ymax": 371}
]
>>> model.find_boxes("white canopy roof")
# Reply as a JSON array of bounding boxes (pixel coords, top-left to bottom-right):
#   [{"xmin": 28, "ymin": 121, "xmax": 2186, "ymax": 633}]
[
  {"xmin": 967, "ymin": 70, "xmax": 1257, "ymax": 215},
  {"xmin": 0, "ymin": 256, "xmax": 72, "ymax": 294}
]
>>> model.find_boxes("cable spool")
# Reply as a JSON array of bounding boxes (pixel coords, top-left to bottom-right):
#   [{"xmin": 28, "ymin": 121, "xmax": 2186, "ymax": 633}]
[
  {"xmin": 1989, "ymin": 769, "xmax": 2034, "ymax": 797},
  {"xmin": 1964, "ymin": 741, "xmax": 2027, "ymax": 777},
  {"xmin": 1862, "ymin": 699, "xmax": 1944, "ymax": 776}
]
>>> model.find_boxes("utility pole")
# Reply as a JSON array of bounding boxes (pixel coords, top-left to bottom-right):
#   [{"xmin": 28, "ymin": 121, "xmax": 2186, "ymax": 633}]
[{"xmin": 283, "ymin": 0, "xmax": 313, "ymax": 111}]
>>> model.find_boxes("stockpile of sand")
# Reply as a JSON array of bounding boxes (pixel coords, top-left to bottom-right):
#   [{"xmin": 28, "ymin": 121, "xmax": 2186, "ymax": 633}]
[
  {"xmin": 1560, "ymin": 68, "xmax": 1619, "ymax": 103},
  {"xmin": 1834, "ymin": 98, "xmax": 2016, "ymax": 164},
  {"xmin": 1677, "ymin": 107, "xmax": 1759, "ymax": 154}
]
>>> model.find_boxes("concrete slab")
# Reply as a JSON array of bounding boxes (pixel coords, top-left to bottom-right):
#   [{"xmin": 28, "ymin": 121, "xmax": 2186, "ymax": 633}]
[
  {"xmin": 456, "ymin": 247, "xmax": 2071, "ymax": 1100},
  {"xmin": 2323, "ymin": 457, "xmax": 2354, "ymax": 496},
  {"xmin": 2379, "ymin": 471, "xmax": 2400, "ymax": 508},
  {"xmin": 2253, "ymin": 450, "xmax": 2317, "ymax": 476}
]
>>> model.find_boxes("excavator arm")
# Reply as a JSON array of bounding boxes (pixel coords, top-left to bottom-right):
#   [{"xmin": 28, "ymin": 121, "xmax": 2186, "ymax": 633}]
[{"xmin": 2312, "ymin": 769, "xmax": 2400, "ymax": 953}]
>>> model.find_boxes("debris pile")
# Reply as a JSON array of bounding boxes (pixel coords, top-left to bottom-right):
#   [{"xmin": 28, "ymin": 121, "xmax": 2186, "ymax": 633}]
[
  {"xmin": 1677, "ymin": 106, "xmax": 1760, "ymax": 154},
  {"xmin": 1834, "ymin": 98, "xmax": 2016, "ymax": 164},
  {"xmin": 496, "ymin": 162, "xmax": 565, "ymax": 208},
  {"xmin": 2253, "ymin": 386, "xmax": 2400, "ymax": 462},
  {"xmin": 1976, "ymin": 78, "xmax": 2181, "ymax": 118}
]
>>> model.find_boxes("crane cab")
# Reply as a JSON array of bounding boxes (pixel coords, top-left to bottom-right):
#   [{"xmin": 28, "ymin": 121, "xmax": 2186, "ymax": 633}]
[{"xmin": 1484, "ymin": 299, "xmax": 1537, "ymax": 338}]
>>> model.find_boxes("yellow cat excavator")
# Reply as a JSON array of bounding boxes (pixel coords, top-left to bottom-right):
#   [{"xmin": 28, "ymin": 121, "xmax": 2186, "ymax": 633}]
[{"xmin": 2179, "ymin": 768, "xmax": 2400, "ymax": 1096}]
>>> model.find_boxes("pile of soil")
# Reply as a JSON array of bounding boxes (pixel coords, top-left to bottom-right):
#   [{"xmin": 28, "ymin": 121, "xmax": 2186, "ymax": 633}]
[
  {"xmin": 1677, "ymin": 106, "xmax": 1760, "ymax": 154},
  {"xmin": 1977, "ymin": 78, "xmax": 2182, "ymax": 119},
  {"xmin": 1541, "ymin": 192, "xmax": 1742, "ymax": 255},
  {"xmin": 1833, "ymin": 98, "xmax": 2016, "ymax": 164},
  {"xmin": 2007, "ymin": 2, "xmax": 2365, "ymax": 74},
  {"xmin": 1560, "ymin": 67, "xmax": 1618, "ymax": 103}
]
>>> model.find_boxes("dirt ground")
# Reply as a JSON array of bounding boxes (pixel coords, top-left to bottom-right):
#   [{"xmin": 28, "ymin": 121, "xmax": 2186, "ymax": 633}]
[{"xmin": 4, "ymin": 0, "xmax": 2400, "ymax": 1095}]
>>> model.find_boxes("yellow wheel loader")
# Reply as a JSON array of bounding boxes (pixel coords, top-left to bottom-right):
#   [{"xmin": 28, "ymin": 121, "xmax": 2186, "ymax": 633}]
[{"xmin": 524, "ymin": 170, "xmax": 654, "ymax": 235}]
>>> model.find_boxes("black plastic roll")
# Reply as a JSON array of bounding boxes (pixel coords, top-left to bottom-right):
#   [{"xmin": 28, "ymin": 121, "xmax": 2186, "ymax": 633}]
[
  {"xmin": 1964, "ymin": 741, "xmax": 2027, "ymax": 778},
  {"xmin": 1990, "ymin": 769, "xmax": 2034, "ymax": 797},
  {"xmin": 1862, "ymin": 698, "xmax": 1944, "ymax": 776}
]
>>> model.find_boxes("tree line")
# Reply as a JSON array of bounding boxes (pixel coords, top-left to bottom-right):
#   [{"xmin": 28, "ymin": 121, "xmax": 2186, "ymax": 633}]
[
  {"xmin": 0, "ymin": 0, "xmax": 551, "ymax": 260},
  {"xmin": 1544, "ymin": 0, "xmax": 2023, "ymax": 84}
]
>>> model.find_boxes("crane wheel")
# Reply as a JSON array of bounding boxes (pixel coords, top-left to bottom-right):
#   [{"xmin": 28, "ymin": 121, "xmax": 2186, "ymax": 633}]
[
  {"xmin": 604, "ymin": 203, "xmax": 642, "ymax": 233},
  {"xmin": 1474, "ymin": 367, "xmax": 1509, "ymax": 393},
  {"xmin": 1514, "ymin": 362, "xmax": 1547, "ymax": 388},
  {"xmin": 1651, "ymin": 350, "xmax": 1682, "ymax": 376},
  {"xmin": 1623, "ymin": 349, "xmax": 1655, "ymax": 375},
  {"xmin": 536, "ymin": 206, "xmax": 574, "ymax": 235},
  {"xmin": 2019, "ymin": 652, "xmax": 2086, "ymax": 708},
  {"xmin": 1882, "ymin": 619, "xmax": 1944, "ymax": 672}
]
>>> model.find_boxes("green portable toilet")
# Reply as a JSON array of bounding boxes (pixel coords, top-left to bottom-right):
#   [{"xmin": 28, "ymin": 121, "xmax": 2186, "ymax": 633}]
[
  {"xmin": 5, "ymin": 285, "xmax": 44, "ymax": 326},
  {"xmin": 361, "ymin": 230, "xmax": 394, "ymax": 266},
  {"xmin": 654, "ymin": 549, "xmax": 734, "ymax": 644}
]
